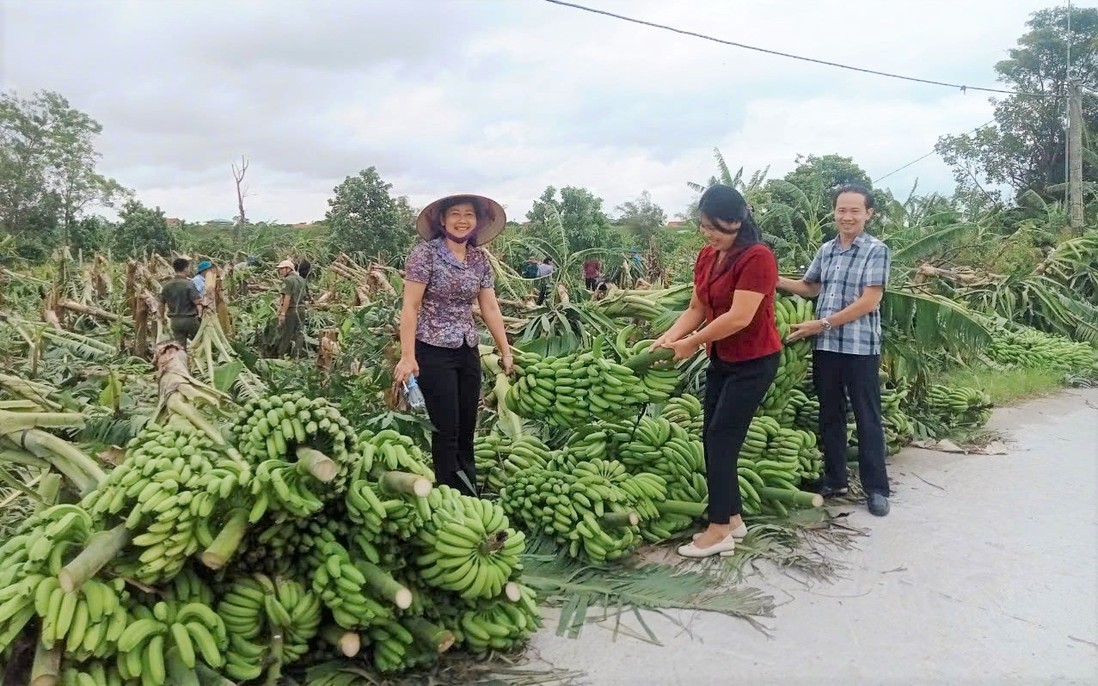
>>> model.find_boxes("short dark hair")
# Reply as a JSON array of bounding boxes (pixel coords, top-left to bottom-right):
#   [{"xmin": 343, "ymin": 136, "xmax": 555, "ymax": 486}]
[
  {"xmin": 832, "ymin": 184, "xmax": 874, "ymax": 210},
  {"xmin": 544, "ymin": 257, "xmax": 553, "ymax": 264},
  {"xmin": 296, "ymin": 259, "xmax": 312, "ymax": 280},
  {"xmin": 172, "ymin": 258, "xmax": 189, "ymax": 273}
]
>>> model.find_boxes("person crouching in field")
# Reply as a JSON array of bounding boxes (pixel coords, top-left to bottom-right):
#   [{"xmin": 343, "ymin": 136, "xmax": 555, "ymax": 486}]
[
  {"xmin": 651, "ymin": 185, "xmax": 782, "ymax": 558},
  {"xmin": 394, "ymin": 194, "xmax": 514, "ymax": 496},
  {"xmin": 160, "ymin": 257, "xmax": 203, "ymax": 344}
]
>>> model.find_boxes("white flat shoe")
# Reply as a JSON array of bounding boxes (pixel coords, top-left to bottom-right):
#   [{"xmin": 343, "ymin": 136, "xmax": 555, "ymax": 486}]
[
  {"xmin": 677, "ymin": 533, "xmax": 736, "ymax": 559},
  {"xmin": 692, "ymin": 523, "xmax": 748, "ymax": 542}
]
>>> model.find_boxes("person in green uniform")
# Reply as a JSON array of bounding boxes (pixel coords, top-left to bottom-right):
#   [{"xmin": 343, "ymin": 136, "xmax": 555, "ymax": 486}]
[
  {"xmin": 160, "ymin": 257, "xmax": 202, "ymax": 344},
  {"xmin": 275, "ymin": 259, "xmax": 307, "ymax": 357}
]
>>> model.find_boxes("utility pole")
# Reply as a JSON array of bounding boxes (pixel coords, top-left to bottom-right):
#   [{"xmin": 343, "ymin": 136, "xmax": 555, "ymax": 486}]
[{"xmin": 1068, "ymin": 83, "xmax": 1084, "ymax": 233}]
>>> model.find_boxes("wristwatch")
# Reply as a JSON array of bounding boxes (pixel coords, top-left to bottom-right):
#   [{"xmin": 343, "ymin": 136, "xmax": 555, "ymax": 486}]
[{"xmin": 821, "ymin": 318, "xmax": 833, "ymax": 331}]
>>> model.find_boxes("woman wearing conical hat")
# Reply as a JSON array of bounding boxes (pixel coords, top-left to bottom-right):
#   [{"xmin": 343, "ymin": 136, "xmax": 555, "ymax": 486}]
[{"xmin": 394, "ymin": 194, "xmax": 513, "ymax": 496}]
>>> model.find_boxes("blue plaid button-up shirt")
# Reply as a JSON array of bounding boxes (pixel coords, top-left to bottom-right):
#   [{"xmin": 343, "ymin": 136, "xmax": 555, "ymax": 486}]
[{"xmin": 803, "ymin": 232, "xmax": 891, "ymax": 355}]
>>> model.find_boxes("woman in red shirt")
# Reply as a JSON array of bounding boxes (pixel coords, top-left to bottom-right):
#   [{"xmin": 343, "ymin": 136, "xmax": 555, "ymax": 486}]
[{"xmin": 653, "ymin": 185, "xmax": 781, "ymax": 558}]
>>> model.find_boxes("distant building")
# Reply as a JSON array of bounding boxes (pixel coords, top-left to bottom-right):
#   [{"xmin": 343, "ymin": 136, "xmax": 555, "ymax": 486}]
[
  {"xmin": 666, "ymin": 220, "xmax": 688, "ymax": 229},
  {"xmin": 166, "ymin": 217, "xmax": 183, "ymax": 228}
]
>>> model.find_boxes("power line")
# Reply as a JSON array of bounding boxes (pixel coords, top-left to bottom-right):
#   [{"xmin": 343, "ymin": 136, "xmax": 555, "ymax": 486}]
[
  {"xmin": 873, "ymin": 119, "xmax": 997, "ymax": 183},
  {"xmin": 542, "ymin": 0, "xmax": 1057, "ymax": 98}
]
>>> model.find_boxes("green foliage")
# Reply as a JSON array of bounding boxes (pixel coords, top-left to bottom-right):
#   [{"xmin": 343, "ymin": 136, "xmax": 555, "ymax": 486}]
[
  {"xmin": 0, "ymin": 90, "xmax": 128, "ymax": 255},
  {"xmin": 325, "ymin": 167, "xmax": 416, "ymax": 265},
  {"xmin": 616, "ymin": 191, "xmax": 667, "ymax": 244},
  {"xmin": 936, "ymin": 7, "xmax": 1098, "ymax": 199},
  {"xmin": 112, "ymin": 200, "xmax": 177, "ymax": 257},
  {"xmin": 526, "ymin": 186, "xmax": 620, "ymax": 254}
]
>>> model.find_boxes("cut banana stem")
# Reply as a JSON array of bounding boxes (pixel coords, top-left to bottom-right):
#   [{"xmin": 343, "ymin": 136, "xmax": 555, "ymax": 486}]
[
  {"xmin": 13, "ymin": 429, "xmax": 104, "ymax": 493},
  {"xmin": 29, "ymin": 641, "xmax": 61, "ymax": 686},
  {"xmin": 321, "ymin": 626, "xmax": 361, "ymax": 657},
  {"xmin": 0, "ymin": 447, "xmax": 49, "ymax": 469},
  {"xmin": 58, "ymin": 524, "xmax": 131, "ymax": 593},
  {"xmin": 356, "ymin": 560, "xmax": 413, "ymax": 609},
  {"xmin": 404, "ymin": 616, "xmax": 456, "ymax": 654},
  {"xmin": 379, "ymin": 471, "xmax": 432, "ymax": 498},
  {"xmin": 35, "ymin": 472, "xmax": 62, "ymax": 514},
  {"xmin": 504, "ymin": 582, "xmax": 522, "ymax": 602},
  {"xmin": 200, "ymin": 508, "xmax": 250, "ymax": 570},
  {"xmin": 656, "ymin": 499, "xmax": 707, "ymax": 518},
  {"xmin": 599, "ymin": 512, "xmax": 640, "ymax": 528},
  {"xmin": 295, "ymin": 446, "xmax": 338, "ymax": 482},
  {"xmin": 757, "ymin": 487, "xmax": 823, "ymax": 508}
]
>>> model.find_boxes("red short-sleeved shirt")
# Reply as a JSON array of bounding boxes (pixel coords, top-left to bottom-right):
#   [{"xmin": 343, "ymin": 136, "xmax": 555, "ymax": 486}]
[{"xmin": 693, "ymin": 243, "xmax": 782, "ymax": 362}]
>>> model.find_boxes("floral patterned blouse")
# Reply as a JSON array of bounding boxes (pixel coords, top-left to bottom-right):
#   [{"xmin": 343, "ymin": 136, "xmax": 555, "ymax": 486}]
[{"xmin": 404, "ymin": 238, "xmax": 495, "ymax": 348}]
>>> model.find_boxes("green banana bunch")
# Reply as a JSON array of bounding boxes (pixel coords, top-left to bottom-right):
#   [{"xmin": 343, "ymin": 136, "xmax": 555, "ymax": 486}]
[
  {"xmin": 415, "ymin": 486, "xmax": 524, "ymax": 600},
  {"xmin": 446, "ymin": 583, "xmax": 542, "ymax": 653},
  {"xmin": 233, "ymin": 393, "xmax": 360, "ymax": 519},
  {"xmin": 358, "ymin": 430, "xmax": 434, "ymax": 479},
  {"xmin": 925, "ymin": 384, "xmax": 993, "ymax": 430},
  {"xmin": 309, "ymin": 537, "xmax": 392, "ymax": 630},
  {"xmin": 506, "ymin": 339, "xmax": 665, "ymax": 428},
  {"xmin": 34, "ymin": 576, "xmax": 126, "ymax": 660},
  {"xmin": 113, "ymin": 597, "xmax": 226, "ymax": 686},
  {"xmin": 477, "ymin": 435, "xmax": 553, "ymax": 494},
  {"xmin": 218, "ymin": 574, "xmax": 319, "ymax": 682},
  {"xmin": 78, "ymin": 423, "xmax": 249, "ymax": 584},
  {"xmin": 499, "ymin": 461, "xmax": 645, "ymax": 563},
  {"xmin": 59, "ymin": 659, "xmax": 128, "ymax": 686},
  {"xmin": 659, "ymin": 394, "xmax": 704, "ymax": 434},
  {"xmin": 988, "ymin": 327, "xmax": 1098, "ymax": 374}
]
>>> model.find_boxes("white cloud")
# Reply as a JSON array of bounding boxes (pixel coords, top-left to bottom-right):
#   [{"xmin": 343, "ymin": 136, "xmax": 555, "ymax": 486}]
[{"xmin": 0, "ymin": 0, "xmax": 1053, "ymax": 225}]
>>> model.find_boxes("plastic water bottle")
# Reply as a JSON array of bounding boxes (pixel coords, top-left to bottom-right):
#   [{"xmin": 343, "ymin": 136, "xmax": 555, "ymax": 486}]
[{"xmin": 403, "ymin": 375, "xmax": 426, "ymax": 411}]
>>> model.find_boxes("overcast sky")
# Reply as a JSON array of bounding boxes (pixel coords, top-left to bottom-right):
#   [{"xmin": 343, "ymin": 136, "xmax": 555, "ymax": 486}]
[{"xmin": 1, "ymin": 0, "xmax": 1056, "ymax": 224}]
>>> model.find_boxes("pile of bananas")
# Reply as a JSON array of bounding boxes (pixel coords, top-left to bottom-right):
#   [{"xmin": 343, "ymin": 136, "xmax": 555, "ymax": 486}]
[
  {"xmin": 0, "ymin": 390, "xmax": 543, "ymax": 683},
  {"xmin": 472, "ymin": 434, "xmax": 552, "ymax": 494},
  {"xmin": 505, "ymin": 341, "xmax": 677, "ymax": 428},
  {"xmin": 924, "ymin": 384, "xmax": 993, "ymax": 430},
  {"xmin": 659, "ymin": 393, "xmax": 704, "ymax": 434},
  {"xmin": 988, "ymin": 326, "xmax": 1098, "ymax": 375}
]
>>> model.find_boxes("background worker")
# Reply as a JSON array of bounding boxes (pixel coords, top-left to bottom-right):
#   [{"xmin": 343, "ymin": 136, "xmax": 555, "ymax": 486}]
[
  {"xmin": 160, "ymin": 257, "xmax": 202, "ymax": 344},
  {"xmin": 192, "ymin": 259, "xmax": 212, "ymax": 296},
  {"xmin": 274, "ymin": 259, "xmax": 308, "ymax": 357},
  {"xmin": 583, "ymin": 257, "xmax": 601, "ymax": 290}
]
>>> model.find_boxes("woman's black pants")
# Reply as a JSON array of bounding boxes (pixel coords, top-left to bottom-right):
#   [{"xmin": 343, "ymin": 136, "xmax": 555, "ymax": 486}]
[
  {"xmin": 702, "ymin": 351, "xmax": 780, "ymax": 523},
  {"xmin": 415, "ymin": 340, "xmax": 481, "ymax": 496}
]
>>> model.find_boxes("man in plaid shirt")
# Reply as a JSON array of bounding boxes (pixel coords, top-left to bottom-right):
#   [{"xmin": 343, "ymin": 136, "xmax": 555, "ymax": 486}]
[{"xmin": 778, "ymin": 184, "xmax": 892, "ymax": 517}]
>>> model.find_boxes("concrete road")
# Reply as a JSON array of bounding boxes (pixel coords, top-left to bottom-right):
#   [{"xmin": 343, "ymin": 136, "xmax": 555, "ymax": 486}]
[{"xmin": 528, "ymin": 388, "xmax": 1098, "ymax": 685}]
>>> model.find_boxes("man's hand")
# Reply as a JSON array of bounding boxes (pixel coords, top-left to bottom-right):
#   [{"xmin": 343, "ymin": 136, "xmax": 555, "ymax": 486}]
[
  {"xmin": 663, "ymin": 337, "xmax": 701, "ymax": 361},
  {"xmin": 394, "ymin": 356, "xmax": 419, "ymax": 385},
  {"xmin": 501, "ymin": 354, "xmax": 514, "ymax": 376},
  {"xmin": 278, "ymin": 313, "xmax": 286, "ymax": 326},
  {"xmin": 786, "ymin": 319, "xmax": 826, "ymax": 343}
]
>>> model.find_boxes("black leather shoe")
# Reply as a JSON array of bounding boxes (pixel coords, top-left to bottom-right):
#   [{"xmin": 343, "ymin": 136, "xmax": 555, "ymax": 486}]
[
  {"xmin": 818, "ymin": 484, "xmax": 849, "ymax": 499},
  {"xmin": 867, "ymin": 493, "xmax": 890, "ymax": 516}
]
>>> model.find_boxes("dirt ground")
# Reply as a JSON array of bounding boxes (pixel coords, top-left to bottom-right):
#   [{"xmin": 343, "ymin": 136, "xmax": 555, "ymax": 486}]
[{"xmin": 527, "ymin": 387, "xmax": 1098, "ymax": 685}]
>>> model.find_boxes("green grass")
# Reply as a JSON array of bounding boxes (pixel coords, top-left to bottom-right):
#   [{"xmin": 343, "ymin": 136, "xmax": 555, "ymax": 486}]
[{"xmin": 934, "ymin": 364, "xmax": 1066, "ymax": 406}]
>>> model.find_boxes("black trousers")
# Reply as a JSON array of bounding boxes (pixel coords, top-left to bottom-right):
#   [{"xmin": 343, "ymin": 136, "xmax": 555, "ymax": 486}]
[
  {"xmin": 703, "ymin": 351, "xmax": 780, "ymax": 523},
  {"xmin": 169, "ymin": 315, "xmax": 200, "ymax": 344},
  {"xmin": 813, "ymin": 350, "xmax": 889, "ymax": 496},
  {"xmin": 416, "ymin": 340, "xmax": 481, "ymax": 496},
  {"xmin": 584, "ymin": 277, "xmax": 598, "ymax": 291}
]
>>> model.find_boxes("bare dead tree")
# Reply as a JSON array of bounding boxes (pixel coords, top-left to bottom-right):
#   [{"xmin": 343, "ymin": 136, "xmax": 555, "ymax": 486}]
[{"xmin": 232, "ymin": 156, "xmax": 252, "ymax": 243}]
